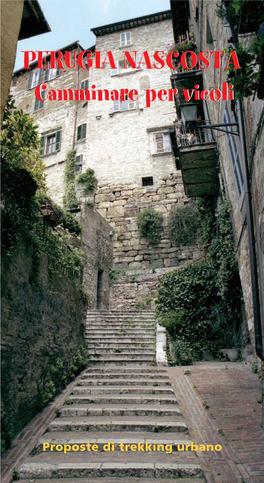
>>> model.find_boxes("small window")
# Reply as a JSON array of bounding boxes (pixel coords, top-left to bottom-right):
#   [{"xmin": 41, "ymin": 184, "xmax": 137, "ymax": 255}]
[
  {"xmin": 120, "ymin": 32, "xmax": 131, "ymax": 46},
  {"xmin": 153, "ymin": 132, "xmax": 171, "ymax": 154},
  {"xmin": 112, "ymin": 94, "xmax": 136, "ymax": 112},
  {"xmin": 81, "ymin": 79, "xmax": 89, "ymax": 90},
  {"xmin": 77, "ymin": 123, "xmax": 87, "ymax": 141},
  {"xmin": 111, "ymin": 56, "xmax": 141, "ymax": 76},
  {"xmin": 75, "ymin": 154, "xmax": 83, "ymax": 173},
  {"xmin": 142, "ymin": 176, "xmax": 153, "ymax": 187},
  {"xmin": 40, "ymin": 130, "xmax": 61, "ymax": 156}
]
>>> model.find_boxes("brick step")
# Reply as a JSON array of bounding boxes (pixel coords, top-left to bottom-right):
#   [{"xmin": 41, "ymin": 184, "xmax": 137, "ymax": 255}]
[
  {"xmin": 77, "ymin": 378, "xmax": 170, "ymax": 386},
  {"xmin": 48, "ymin": 416, "xmax": 187, "ymax": 433},
  {"xmin": 59, "ymin": 404, "xmax": 181, "ymax": 417},
  {"xmin": 19, "ymin": 455, "xmax": 203, "ymax": 480},
  {"xmin": 87, "ymin": 345, "xmax": 155, "ymax": 356},
  {"xmin": 80, "ymin": 372, "xmax": 169, "ymax": 380},
  {"xmin": 72, "ymin": 386, "xmax": 174, "ymax": 395},
  {"xmin": 67, "ymin": 394, "xmax": 178, "ymax": 405},
  {"xmin": 34, "ymin": 431, "xmax": 192, "ymax": 453},
  {"xmin": 85, "ymin": 367, "xmax": 168, "ymax": 374}
]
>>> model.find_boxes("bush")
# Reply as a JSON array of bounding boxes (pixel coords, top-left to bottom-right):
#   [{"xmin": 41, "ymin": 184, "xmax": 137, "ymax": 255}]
[
  {"xmin": 64, "ymin": 150, "xmax": 79, "ymax": 209},
  {"xmin": 168, "ymin": 202, "xmax": 199, "ymax": 245},
  {"xmin": 137, "ymin": 208, "xmax": 163, "ymax": 245},
  {"xmin": 77, "ymin": 168, "xmax": 98, "ymax": 195}
]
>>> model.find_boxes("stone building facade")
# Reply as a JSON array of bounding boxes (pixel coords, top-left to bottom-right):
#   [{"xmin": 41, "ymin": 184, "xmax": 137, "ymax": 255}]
[
  {"xmin": 11, "ymin": 11, "xmax": 202, "ymax": 308},
  {"xmin": 170, "ymin": 0, "xmax": 264, "ymax": 362}
]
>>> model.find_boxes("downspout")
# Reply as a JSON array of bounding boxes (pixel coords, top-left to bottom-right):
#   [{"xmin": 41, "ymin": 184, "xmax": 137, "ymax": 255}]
[
  {"xmin": 237, "ymin": 100, "xmax": 264, "ymax": 361},
  {"xmin": 72, "ymin": 41, "xmax": 81, "ymax": 149}
]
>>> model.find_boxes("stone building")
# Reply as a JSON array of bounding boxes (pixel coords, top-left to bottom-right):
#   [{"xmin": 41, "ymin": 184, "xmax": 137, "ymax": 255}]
[
  {"xmin": 170, "ymin": 0, "xmax": 264, "ymax": 363},
  {"xmin": 11, "ymin": 10, "xmax": 202, "ymax": 309}
]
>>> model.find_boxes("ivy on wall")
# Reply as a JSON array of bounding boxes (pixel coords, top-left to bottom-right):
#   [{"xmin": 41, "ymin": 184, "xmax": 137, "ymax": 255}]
[
  {"xmin": 63, "ymin": 149, "xmax": 79, "ymax": 210},
  {"xmin": 168, "ymin": 202, "xmax": 199, "ymax": 245},
  {"xmin": 137, "ymin": 208, "xmax": 163, "ymax": 245},
  {"xmin": 156, "ymin": 196, "xmax": 243, "ymax": 363}
]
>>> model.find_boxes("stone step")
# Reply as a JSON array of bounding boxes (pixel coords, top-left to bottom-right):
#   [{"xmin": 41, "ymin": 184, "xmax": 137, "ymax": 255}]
[
  {"xmin": 87, "ymin": 343, "xmax": 155, "ymax": 349},
  {"xmin": 86, "ymin": 329, "xmax": 156, "ymax": 334},
  {"xmin": 77, "ymin": 378, "xmax": 170, "ymax": 386},
  {"xmin": 89, "ymin": 356, "xmax": 154, "ymax": 363},
  {"xmin": 80, "ymin": 372, "xmax": 169, "ymax": 380},
  {"xmin": 34, "ymin": 431, "xmax": 192, "ymax": 453},
  {"xmin": 85, "ymin": 367, "xmax": 168, "ymax": 373},
  {"xmin": 72, "ymin": 386, "xmax": 174, "ymax": 395},
  {"xmin": 87, "ymin": 345, "xmax": 155, "ymax": 357},
  {"xmin": 66, "ymin": 394, "xmax": 178, "ymax": 405},
  {"xmin": 59, "ymin": 404, "xmax": 181, "ymax": 417},
  {"xmin": 20, "ymin": 478, "xmax": 204, "ymax": 483},
  {"xmin": 48, "ymin": 416, "xmax": 187, "ymax": 433},
  {"xmin": 86, "ymin": 336, "xmax": 155, "ymax": 341},
  {"xmin": 19, "ymin": 455, "xmax": 203, "ymax": 480}
]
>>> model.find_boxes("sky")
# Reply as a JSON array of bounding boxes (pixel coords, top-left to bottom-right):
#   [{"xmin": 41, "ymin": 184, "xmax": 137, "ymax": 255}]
[{"xmin": 15, "ymin": 0, "xmax": 171, "ymax": 71}]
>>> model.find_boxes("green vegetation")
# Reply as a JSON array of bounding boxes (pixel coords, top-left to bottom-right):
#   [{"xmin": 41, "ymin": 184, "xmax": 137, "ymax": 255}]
[
  {"xmin": 168, "ymin": 202, "xmax": 199, "ymax": 245},
  {"xmin": 63, "ymin": 149, "xmax": 79, "ymax": 209},
  {"xmin": 137, "ymin": 208, "xmax": 163, "ymax": 245},
  {"xmin": 77, "ymin": 168, "xmax": 98, "ymax": 195},
  {"xmin": 109, "ymin": 268, "xmax": 127, "ymax": 285},
  {"xmin": 156, "ymin": 197, "xmax": 243, "ymax": 364}
]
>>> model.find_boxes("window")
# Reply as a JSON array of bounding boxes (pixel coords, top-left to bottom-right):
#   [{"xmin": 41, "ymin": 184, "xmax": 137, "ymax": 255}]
[
  {"xmin": 142, "ymin": 176, "xmax": 153, "ymax": 187},
  {"xmin": 120, "ymin": 32, "xmax": 131, "ymax": 46},
  {"xmin": 224, "ymin": 104, "xmax": 244, "ymax": 199},
  {"xmin": 113, "ymin": 94, "xmax": 136, "ymax": 112},
  {"xmin": 75, "ymin": 154, "xmax": 83, "ymax": 173},
  {"xmin": 44, "ymin": 66, "xmax": 60, "ymax": 82},
  {"xmin": 77, "ymin": 123, "xmax": 87, "ymax": 141},
  {"xmin": 111, "ymin": 56, "xmax": 141, "ymax": 76},
  {"xmin": 28, "ymin": 69, "xmax": 43, "ymax": 90},
  {"xmin": 81, "ymin": 78, "xmax": 89, "ymax": 90},
  {"xmin": 28, "ymin": 66, "xmax": 59, "ymax": 90},
  {"xmin": 153, "ymin": 132, "xmax": 171, "ymax": 154},
  {"xmin": 40, "ymin": 131, "xmax": 61, "ymax": 156}
]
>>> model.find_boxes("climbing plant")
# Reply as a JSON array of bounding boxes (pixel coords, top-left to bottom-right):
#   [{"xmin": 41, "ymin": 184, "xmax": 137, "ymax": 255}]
[
  {"xmin": 63, "ymin": 149, "xmax": 79, "ymax": 209},
  {"xmin": 168, "ymin": 202, "xmax": 199, "ymax": 245},
  {"xmin": 77, "ymin": 168, "xmax": 98, "ymax": 195},
  {"xmin": 156, "ymin": 196, "xmax": 243, "ymax": 363},
  {"xmin": 137, "ymin": 208, "xmax": 163, "ymax": 245}
]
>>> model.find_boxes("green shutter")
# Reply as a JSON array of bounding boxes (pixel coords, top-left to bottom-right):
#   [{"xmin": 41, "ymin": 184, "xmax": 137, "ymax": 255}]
[
  {"xmin": 27, "ymin": 72, "xmax": 33, "ymax": 90},
  {"xmin": 82, "ymin": 124, "xmax": 86, "ymax": 139},
  {"xmin": 55, "ymin": 130, "xmax": 61, "ymax": 151},
  {"xmin": 40, "ymin": 136, "xmax": 45, "ymax": 156}
]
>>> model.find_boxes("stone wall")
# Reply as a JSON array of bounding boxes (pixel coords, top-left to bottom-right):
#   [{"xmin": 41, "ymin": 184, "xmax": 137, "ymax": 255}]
[
  {"xmin": 1, "ymin": 245, "xmax": 87, "ymax": 454},
  {"xmin": 77, "ymin": 204, "xmax": 114, "ymax": 308},
  {"xmin": 95, "ymin": 173, "xmax": 201, "ymax": 269}
]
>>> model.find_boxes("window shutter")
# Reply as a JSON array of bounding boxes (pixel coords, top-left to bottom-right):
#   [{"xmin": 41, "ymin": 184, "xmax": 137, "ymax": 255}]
[
  {"xmin": 38, "ymin": 69, "xmax": 43, "ymax": 84},
  {"xmin": 27, "ymin": 72, "xmax": 33, "ymax": 90},
  {"xmin": 40, "ymin": 136, "xmax": 45, "ymax": 156},
  {"xmin": 128, "ymin": 98, "xmax": 135, "ymax": 110},
  {"xmin": 44, "ymin": 69, "xmax": 49, "ymax": 82},
  {"xmin": 164, "ymin": 133, "xmax": 171, "ymax": 152},
  {"xmin": 155, "ymin": 133, "xmax": 164, "ymax": 153},
  {"xmin": 81, "ymin": 79, "xmax": 89, "ymax": 90},
  {"xmin": 55, "ymin": 130, "xmax": 61, "ymax": 151},
  {"xmin": 56, "ymin": 62, "xmax": 60, "ymax": 77},
  {"xmin": 111, "ymin": 61, "xmax": 118, "ymax": 76},
  {"xmin": 77, "ymin": 125, "xmax": 81, "ymax": 140},
  {"xmin": 82, "ymin": 124, "xmax": 86, "ymax": 139},
  {"xmin": 113, "ymin": 100, "xmax": 120, "ymax": 112}
]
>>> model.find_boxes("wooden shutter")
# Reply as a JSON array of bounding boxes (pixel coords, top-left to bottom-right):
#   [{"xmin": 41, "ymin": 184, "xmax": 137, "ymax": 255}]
[
  {"xmin": 40, "ymin": 136, "xmax": 45, "ymax": 156},
  {"xmin": 44, "ymin": 69, "xmax": 49, "ymax": 82},
  {"xmin": 27, "ymin": 72, "xmax": 33, "ymax": 89},
  {"xmin": 154, "ymin": 133, "xmax": 164, "ymax": 153},
  {"xmin": 55, "ymin": 130, "xmax": 61, "ymax": 151}
]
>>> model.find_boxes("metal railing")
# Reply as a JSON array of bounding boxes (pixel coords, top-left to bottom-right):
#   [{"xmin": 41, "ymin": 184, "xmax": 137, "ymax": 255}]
[{"xmin": 176, "ymin": 120, "xmax": 216, "ymax": 147}]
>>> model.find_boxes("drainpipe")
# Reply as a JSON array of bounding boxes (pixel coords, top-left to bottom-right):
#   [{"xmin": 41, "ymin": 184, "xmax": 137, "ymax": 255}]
[
  {"xmin": 236, "ymin": 100, "xmax": 264, "ymax": 361},
  {"xmin": 72, "ymin": 41, "xmax": 81, "ymax": 149}
]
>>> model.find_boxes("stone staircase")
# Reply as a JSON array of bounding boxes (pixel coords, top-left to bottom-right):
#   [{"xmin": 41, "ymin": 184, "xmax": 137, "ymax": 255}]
[{"xmin": 18, "ymin": 309, "xmax": 205, "ymax": 483}]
